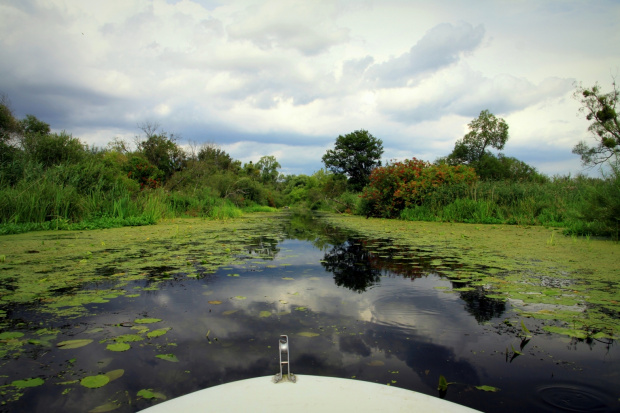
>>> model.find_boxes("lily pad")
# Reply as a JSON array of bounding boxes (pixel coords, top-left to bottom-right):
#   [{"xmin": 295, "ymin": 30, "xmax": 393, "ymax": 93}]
[
  {"xmin": 134, "ymin": 318, "xmax": 162, "ymax": 324},
  {"xmin": 12, "ymin": 377, "xmax": 44, "ymax": 388},
  {"xmin": 298, "ymin": 332, "xmax": 319, "ymax": 337},
  {"xmin": 115, "ymin": 334, "xmax": 144, "ymax": 343},
  {"xmin": 88, "ymin": 401, "xmax": 121, "ymax": 413},
  {"xmin": 0, "ymin": 332, "xmax": 25, "ymax": 340},
  {"xmin": 106, "ymin": 342, "xmax": 131, "ymax": 352},
  {"xmin": 104, "ymin": 369, "xmax": 124, "ymax": 382},
  {"xmin": 80, "ymin": 375, "xmax": 110, "ymax": 389},
  {"xmin": 138, "ymin": 389, "xmax": 167, "ymax": 400},
  {"xmin": 147, "ymin": 328, "xmax": 171, "ymax": 338},
  {"xmin": 223, "ymin": 309, "xmax": 239, "ymax": 315},
  {"xmin": 156, "ymin": 353, "xmax": 179, "ymax": 362},
  {"xmin": 57, "ymin": 339, "xmax": 93, "ymax": 349},
  {"xmin": 475, "ymin": 385, "xmax": 500, "ymax": 392}
]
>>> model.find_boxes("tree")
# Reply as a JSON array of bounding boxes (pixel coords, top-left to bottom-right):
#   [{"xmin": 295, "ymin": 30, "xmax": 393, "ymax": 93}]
[
  {"xmin": 198, "ymin": 143, "xmax": 236, "ymax": 171},
  {"xmin": 20, "ymin": 114, "xmax": 51, "ymax": 136},
  {"xmin": 322, "ymin": 129, "xmax": 383, "ymax": 191},
  {"xmin": 572, "ymin": 80, "xmax": 620, "ymax": 167},
  {"xmin": 136, "ymin": 127, "xmax": 186, "ymax": 181},
  {"xmin": 0, "ymin": 94, "xmax": 21, "ymax": 143},
  {"xmin": 447, "ymin": 110, "xmax": 509, "ymax": 165},
  {"xmin": 256, "ymin": 155, "xmax": 281, "ymax": 185}
]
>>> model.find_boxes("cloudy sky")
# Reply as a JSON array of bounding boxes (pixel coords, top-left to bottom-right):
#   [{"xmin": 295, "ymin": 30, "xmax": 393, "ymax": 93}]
[{"xmin": 1, "ymin": 0, "xmax": 619, "ymax": 176}]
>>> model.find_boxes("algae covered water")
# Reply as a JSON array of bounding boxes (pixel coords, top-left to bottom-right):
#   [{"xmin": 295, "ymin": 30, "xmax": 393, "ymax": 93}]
[{"xmin": 0, "ymin": 212, "xmax": 618, "ymax": 412}]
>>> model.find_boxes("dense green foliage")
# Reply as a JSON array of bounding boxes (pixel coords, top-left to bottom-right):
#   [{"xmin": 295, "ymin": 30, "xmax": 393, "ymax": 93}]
[
  {"xmin": 572, "ymin": 81, "xmax": 620, "ymax": 166},
  {"xmin": 322, "ymin": 129, "xmax": 384, "ymax": 191},
  {"xmin": 1, "ymin": 80, "xmax": 619, "ymax": 239},
  {"xmin": 360, "ymin": 158, "xmax": 477, "ymax": 218}
]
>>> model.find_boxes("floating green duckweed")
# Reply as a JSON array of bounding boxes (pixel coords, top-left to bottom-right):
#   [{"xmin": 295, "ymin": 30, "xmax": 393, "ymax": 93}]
[
  {"xmin": 298, "ymin": 332, "xmax": 319, "ymax": 337},
  {"xmin": 259, "ymin": 311, "xmax": 271, "ymax": 318}
]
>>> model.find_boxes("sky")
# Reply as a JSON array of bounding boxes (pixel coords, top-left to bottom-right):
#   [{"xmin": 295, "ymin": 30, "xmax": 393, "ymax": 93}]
[{"xmin": 1, "ymin": 0, "xmax": 619, "ymax": 176}]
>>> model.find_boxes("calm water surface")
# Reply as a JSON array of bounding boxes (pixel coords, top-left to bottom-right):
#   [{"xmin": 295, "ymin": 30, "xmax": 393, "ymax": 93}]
[{"xmin": 1, "ymin": 212, "xmax": 618, "ymax": 412}]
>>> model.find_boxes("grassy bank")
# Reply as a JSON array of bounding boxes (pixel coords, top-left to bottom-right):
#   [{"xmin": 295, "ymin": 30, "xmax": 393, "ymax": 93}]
[{"xmin": 395, "ymin": 175, "xmax": 619, "ymax": 238}]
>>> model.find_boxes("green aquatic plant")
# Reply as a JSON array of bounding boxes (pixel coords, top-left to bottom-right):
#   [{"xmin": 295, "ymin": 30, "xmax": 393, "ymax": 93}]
[
  {"xmin": 134, "ymin": 318, "xmax": 162, "ymax": 324},
  {"xmin": 11, "ymin": 377, "xmax": 44, "ymax": 388},
  {"xmin": 114, "ymin": 334, "xmax": 143, "ymax": 343},
  {"xmin": 56, "ymin": 339, "xmax": 93, "ymax": 349},
  {"xmin": 156, "ymin": 353, "xmax": 179, "ymax": 362},
  {"xmin": 106, "ymin": 342, "xmax": 130, "ymax": 352},
  {"xmin": 475, "ymin": 385, "xmax": 500, "ymax": 392},
  {"xmin": 137, "ymin": 389, "xmax": 166, "ymax": 400},
  {"xmin": 88, "ymin": 401, "xmax": 121, "ymax": 412},
  {"xmin": 0, "ymin": 331, "xmax": 24, "ymax": 340},
  {"xmin": 80, "ymin": 375, "xmax": 110, "ymax": 389},
  {"xmin": 519, "ymin": 321, "xmax": 532, "ymax": 339},
  {"xmin": 104, "ymin": 369, "xmax": 124, "ymax": 382},
  {"xmin": 147, "ymin": 328, "xmax": 171, "ymax": 338},
  {"xmin": 437, "ymin": 375, "xmax": 455, "ymax": 392}
]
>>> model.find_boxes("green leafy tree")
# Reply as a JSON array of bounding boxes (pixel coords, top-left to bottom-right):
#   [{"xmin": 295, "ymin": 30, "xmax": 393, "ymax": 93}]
[
  {"xmin": 447, "ymin": 110, "xmax": 509, "ymax": 165},
  {"xmin": 21, "ymin": 129, "xmax": 85, "ymax": 167},
  {"xmin": 137, "ymin": 133, "xmax": 186, "ymax": 181},
  {"xmin": 572, "ymin": 80, "xmax": 620, "ymax": 166},
  {"xmin": 322, "ymin": 129, "xmax": 384, "ymax": 191},
  {"xmin": 198, "ymin": 143, "xmax": 236, "ymax": 171},
  {"xmin": 256, "ymin": 155, "xmax": 281, "ymax": 185},
  {"xmin": 0, "ymin": 94, "xmax": 21, "ymax": 143},
  {"xmin": 20, "ymin": 114, "xmax": 51, "ymax": 136},
  {"xmin": 0, "ymin": 95, "xmax": 23, "ymax": 185}
]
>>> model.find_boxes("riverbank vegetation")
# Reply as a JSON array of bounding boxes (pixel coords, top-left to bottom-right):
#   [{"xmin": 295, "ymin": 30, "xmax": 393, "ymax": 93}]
[{"xmin": 0, "ymin": 80, "xmax": 618, "ymax": 239}]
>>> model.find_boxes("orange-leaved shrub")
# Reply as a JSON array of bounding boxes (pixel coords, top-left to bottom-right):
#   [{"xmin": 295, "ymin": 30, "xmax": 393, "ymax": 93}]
[{"xmin": 361, "ymin": 158, "xmax": 477, "ymax": 218}]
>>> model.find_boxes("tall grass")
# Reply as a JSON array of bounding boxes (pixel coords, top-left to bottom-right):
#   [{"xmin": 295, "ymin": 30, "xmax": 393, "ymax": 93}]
[{"xmin": 399, "ymin": 177, "xmax": 595, "ymax": 230}]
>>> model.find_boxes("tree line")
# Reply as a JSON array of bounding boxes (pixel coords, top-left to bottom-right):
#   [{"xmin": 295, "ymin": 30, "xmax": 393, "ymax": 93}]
[{"xmin": 0, "ymin": 79, "xmax": 618, "ymax": 238}]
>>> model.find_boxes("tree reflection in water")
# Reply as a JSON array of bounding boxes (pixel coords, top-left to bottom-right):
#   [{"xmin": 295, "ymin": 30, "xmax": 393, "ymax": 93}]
[{"xmin": 321, "ymin": 235, "xmax": 506, "ymax": 322}]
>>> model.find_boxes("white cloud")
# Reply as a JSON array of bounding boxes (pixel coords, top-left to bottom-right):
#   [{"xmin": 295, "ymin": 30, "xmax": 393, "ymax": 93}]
[
  {"xmin": 0, "ymin": 0, "xmax": 618, "ymax": 177},
  {"xmin": 365, "ymin": 22, "xmax": 486, "ymax": 87},
  {"xmin": 226, "ymin": 0, "xmax": 350, "ymax": 55}
]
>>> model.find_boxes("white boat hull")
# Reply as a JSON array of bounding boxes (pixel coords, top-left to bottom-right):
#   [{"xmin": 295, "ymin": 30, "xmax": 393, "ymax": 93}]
[{"xmin": 140, "ymin": 375, "xmax": 482, "ymax": 412}]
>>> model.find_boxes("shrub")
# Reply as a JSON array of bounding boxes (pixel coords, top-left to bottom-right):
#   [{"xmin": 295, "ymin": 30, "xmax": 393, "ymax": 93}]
[{"xmin": 361, "ymin": 158, "xmax": 477, "ymax": 218}]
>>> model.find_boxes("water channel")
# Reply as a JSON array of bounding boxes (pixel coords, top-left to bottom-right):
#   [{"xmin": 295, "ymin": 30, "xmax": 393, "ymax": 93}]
[{"xmin": 0, "ymin": 211, "xmax": 618, "ymax": 412}]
